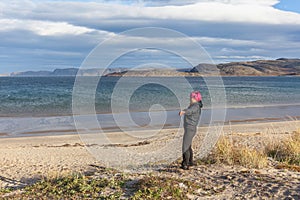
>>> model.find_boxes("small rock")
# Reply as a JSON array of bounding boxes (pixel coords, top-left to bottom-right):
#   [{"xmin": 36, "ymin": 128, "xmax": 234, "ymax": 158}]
[
  {"xmin": 186, "ymin": 193, "xmax": 195, "ymax": 199},
  {"xmin": 254, "ymin": 170, "xmax": 261, "ymax": 174},
  {"xmin": 179, "ymin": 182, "xmax": 187, "ymax": 189},
  {"xmin": 240, "ymin": 168, "xmax": 250, "ymax": 173}
]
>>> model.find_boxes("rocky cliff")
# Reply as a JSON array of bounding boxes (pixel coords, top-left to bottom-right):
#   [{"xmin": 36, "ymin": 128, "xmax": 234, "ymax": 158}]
[{"xmin": 214, "ymin": 58, "xmax": 300, "ymax": 76}]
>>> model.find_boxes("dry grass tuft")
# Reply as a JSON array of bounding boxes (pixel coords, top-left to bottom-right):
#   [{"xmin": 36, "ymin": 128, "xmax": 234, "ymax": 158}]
[
  {"xmin": 265, "ymin": 131, "xmax": 300, "ymax": 165},
  {"xmin": 202, "ymin": 128, "xmax": 300, "ymax": 170},
  {"xmin": 207, "ymin": 136, "xmax": 268, "ymax": 169},
  {"xmin": 275, "ymin": 163, "xmax": 300, "ymax": 172}
]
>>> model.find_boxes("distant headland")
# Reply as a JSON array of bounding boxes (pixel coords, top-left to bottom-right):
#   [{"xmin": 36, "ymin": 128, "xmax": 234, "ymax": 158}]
[{"xmin": 8, "ymin": 58, "xmax": 300, "ymax": 77}]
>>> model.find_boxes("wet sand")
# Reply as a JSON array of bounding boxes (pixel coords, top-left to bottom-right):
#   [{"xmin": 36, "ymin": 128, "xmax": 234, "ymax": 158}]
[{"xmin": 1, "ymin": 104, "xmax": 300, "ymax": 138}]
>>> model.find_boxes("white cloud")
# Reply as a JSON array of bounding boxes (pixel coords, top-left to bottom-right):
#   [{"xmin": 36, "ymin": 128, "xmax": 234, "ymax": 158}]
[
  {"xmin": 214, "ymin": 55, "xmax": 272, "ymax": 60},
  {"xmin": 193, "ymin": 37, "xmax": 260, "ymax": 46},
  {"xmin": 0, "ymin": 19, "xmax": 110, "ymax": 36},
  {"xmin": 1, "ymin": 0, "xmax": 300, "ymax": 28},
  {"xmin": 102, "ymin": 0, "xmax": 280, "ymax": 7},
  {"xmin": 139, "ymin": 1, "xmax": 300, "ymax": 24}
]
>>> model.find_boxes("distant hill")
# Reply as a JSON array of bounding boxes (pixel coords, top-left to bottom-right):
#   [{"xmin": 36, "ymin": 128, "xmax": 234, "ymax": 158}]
[
  {"xmin": 107, "ymin": 58, "xmax": 300, "ymax": 77},
  {"xmin": 51, "ymin": 68, "xmax": 78, "ymax": 76},
  {"xmin": 215, "ymin": 58, "xmax": 300, "ymax": 76},
  {"xmin": 10, "ymin": 69, "xmax": 75, "ymax": 77},
  {"xmin": 9, "ymin": 58, "xmax": 300, "ymax": 77},
  {"xmin": 10, "ymin": 70, "xmax": 52, "ymax": 77},
  {"xmin": 10, "ymin": 68, "xmax": 127, "ymax": 77},
  {"xmin": 105, "ymin": 69, "xmax": 196, "ymax": 77},
  {"xmin": 0, "ymin": 74, "xmax": 10, "ymax": 77}
]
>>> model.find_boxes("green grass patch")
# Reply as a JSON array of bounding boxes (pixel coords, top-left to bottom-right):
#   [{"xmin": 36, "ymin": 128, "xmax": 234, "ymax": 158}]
[
  {"xmin": 2, "ymin": 172, "xmax": 225, "ymax": 199},
  {"xmin": 130, "ymin": 175, "xmax": 223, "ymax": 199},
  {"xmin": 0, "ymin": 187, "xmax": 14, "ymax": 195},
  {"xmin": 10, "ymin": 173, "xmax": 125, "ymax": 199}
]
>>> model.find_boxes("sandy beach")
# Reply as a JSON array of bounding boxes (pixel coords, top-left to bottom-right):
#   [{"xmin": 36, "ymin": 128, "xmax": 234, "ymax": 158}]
[{"xmin": 1, "ymin": 120, "xmax": 300, "ymax": 199}]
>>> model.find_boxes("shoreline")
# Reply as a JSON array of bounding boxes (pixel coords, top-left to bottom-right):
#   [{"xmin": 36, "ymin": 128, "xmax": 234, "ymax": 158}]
[
  {"xmin": 1, "ymin": 104, "xmax": 300, "ymax": 138},
  {"xmin": 0, "ymin": 117, "xmax": 299, "ymax": 139},
  {"xmin": 1, "ymin": 102, "xmax": 300, "ymax": 118},
  {"xmin": 2, "ymin": 119, "xmax": 298, "ymax": 139}
]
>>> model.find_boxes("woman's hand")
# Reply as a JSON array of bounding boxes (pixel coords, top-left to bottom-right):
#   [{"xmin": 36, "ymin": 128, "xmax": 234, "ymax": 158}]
[{"xmin": 179, "ymin": 111, "xmax": 185, "ymax": 116}]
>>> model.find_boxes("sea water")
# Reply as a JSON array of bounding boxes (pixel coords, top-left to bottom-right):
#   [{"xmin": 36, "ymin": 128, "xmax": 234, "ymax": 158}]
[{"xmin": 0, "ymin": 76, "xmax": 300, "ymax": 137}]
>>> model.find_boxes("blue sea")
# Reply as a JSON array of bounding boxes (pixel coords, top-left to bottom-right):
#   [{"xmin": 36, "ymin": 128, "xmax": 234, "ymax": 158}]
[{"xmin": 0, "ymin": 76, "xmax": 300, "ymax": 137}]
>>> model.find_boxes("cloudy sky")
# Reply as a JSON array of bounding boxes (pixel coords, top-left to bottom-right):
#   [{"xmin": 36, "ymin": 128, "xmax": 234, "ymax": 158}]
[{"xmin": 0, "ymin": 0, "xmax": 300, "ymax": 74}]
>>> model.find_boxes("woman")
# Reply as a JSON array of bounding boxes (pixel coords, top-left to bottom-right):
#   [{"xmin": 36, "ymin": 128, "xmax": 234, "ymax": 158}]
[{"xmin": 179, "ymin": 91, "xmax": 203, "ymax": 170}]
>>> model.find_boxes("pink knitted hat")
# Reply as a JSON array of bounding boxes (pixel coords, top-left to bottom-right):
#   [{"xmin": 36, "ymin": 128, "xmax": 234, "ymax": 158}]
[{"xmin": 190, "ymin": 91, "xmax": 202, "ymax": 102}]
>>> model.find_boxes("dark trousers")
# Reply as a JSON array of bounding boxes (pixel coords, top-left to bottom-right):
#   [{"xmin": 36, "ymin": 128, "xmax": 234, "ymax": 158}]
[
  {"xmin": 182, "ymin": 145, "xmax": 193, "ymax": 167},
  {"xmin": 182, "ymin": 126, "xmax": 196, "ymax": 167}
]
